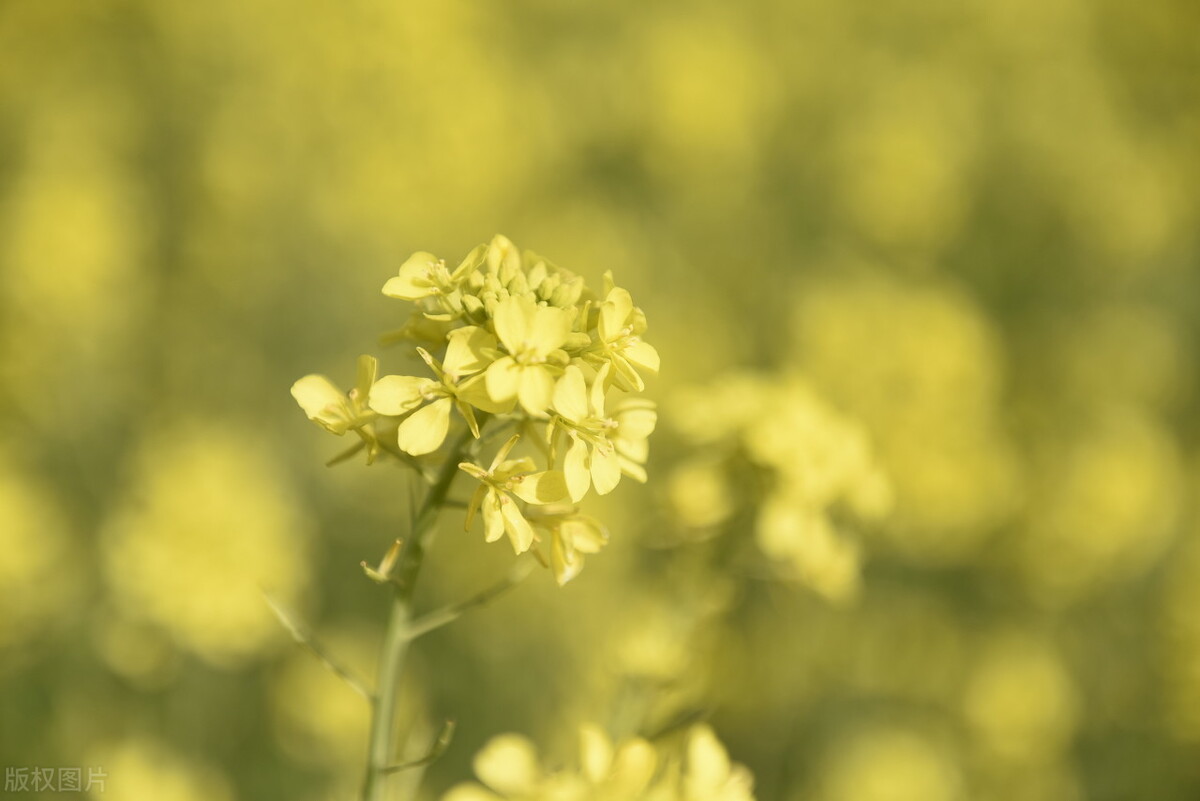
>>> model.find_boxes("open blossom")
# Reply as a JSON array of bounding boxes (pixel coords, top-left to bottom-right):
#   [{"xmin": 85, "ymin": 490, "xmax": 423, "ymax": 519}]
[
  {"xmin": 551, "ymin": 364, "xmax": 657, "ymax": 502},
  {"xmin": 382, "ymin": 245, "xmax": 486, "ymax": 319},
  {"xmin": 291, "ymin": 355, "xmax": 381, "ymax": 461},
  {"xmin": 459, "ymin": 435, "xmax": 569, "ymax": 554},
  {"xmin": 485, "ymin": 295, "xmax": 573, "ymax": 416},
  {"xmin": 525, "ymin": 504, "xmax": 608, "ymax": 585},
  {"xmin": 368, "ymin": 327, "xmax": 510, "ymax": 455},
  {"xmin": 583, "ymin": 275, "xmax": 660, "ymax": 392}
]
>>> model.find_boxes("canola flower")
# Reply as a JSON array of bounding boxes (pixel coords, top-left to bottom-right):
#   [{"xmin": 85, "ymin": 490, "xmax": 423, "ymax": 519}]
[
  {"xmin": 670, "ymin": 374, "xmax": 890, "ymax": 602},
  {"xmin": 292, "ymin": 234, "xmax": 658, "ymax": 579},
  {"xmin": 443, "ymin": 723, "xmax": 755, "ymax": 801},
  {"xmin": 290, "ymin": 235, "xmax": 659, "ymax": 801}
]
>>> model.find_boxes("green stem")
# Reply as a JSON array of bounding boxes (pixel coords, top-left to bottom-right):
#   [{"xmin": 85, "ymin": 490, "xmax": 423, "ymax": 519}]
[{"xmin": 362, "ymin": 426, "xmax": 475, "ymax": 801}]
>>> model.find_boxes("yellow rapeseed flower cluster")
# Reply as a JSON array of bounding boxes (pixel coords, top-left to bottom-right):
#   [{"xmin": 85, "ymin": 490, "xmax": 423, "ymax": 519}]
[
  {"xmin": 671, "ymin": 374, "xmax": 891, "ymax": 602},
  {"xmin": 443, "ymin": 723, "xmax": 754, "ymax": 801},
  {"xmin": 292, "ymin": 236, "xmax": 658, "ymax": 584}
]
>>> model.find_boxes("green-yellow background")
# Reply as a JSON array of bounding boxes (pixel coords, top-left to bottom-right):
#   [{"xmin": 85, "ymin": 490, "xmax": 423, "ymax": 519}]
[{"xmin": 2, "ymin": 0, "xmax": 1199, "ymax": 798}]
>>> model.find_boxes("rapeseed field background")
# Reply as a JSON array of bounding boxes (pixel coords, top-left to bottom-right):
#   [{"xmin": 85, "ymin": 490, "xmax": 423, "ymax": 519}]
[{"xmin": 2, "ymin": 1, "xmax": 1199, "ymax": 799}]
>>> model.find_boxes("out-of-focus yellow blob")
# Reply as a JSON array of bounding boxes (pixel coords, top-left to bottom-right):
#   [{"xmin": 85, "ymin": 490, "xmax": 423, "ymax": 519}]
[
  {"xmin": 101, "ymin": 422, "xmax": 311, "ymax": 667},
  {"xmin": 962, "ymin": 633, "xmax": 1079, "ymax": 763},
  {"xmin": 1159, "ymin": 500, "xmax": 1200, "ymax": 744},
  {"xmin": 85, "ymin": 738, "xmax": 233, "ymax": 801},
  {"xmin": 794, "ymin": 275, "xmax": 1021, "ymax": 563},
  {"xmin": 91, "ymin": 615, "xmax": 180, "ymax": 689},
  {"xmin": 635, "ymin": 11, "xmax": 777, "ymax": 207},
  {"xmin": 815, "ymin": 727, "xmax": 962, "ymax": 801},
  {"xmin": 270, "ymin": 626, "xmax": 377, "ymax": 769},
  {"xmin": 1016, "ymin": 409, "xmax": 1182, "ymax": 604},
  {"xmin": 834, "ymin": 68, "xmax": 978, "ymax": 251},
  {"xmin": 1048, "ymin": 304, "xmax": 1188, "ymax": 411},
  {"xmin": 667, "ymin": 459, "xmax": 735, "ymax": 531},
  {"xmin": 0, "ymin": 95, "xmax": 148, "ymax": 428},
  {"xmin": 0, "ymin": 461, "xmax": 80, "ymax": 653}
]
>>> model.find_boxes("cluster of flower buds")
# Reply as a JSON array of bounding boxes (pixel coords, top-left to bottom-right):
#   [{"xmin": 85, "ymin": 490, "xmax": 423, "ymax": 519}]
[{"xmin": 292, "ymin": 236, "xmax": 659, "ymax": 584}]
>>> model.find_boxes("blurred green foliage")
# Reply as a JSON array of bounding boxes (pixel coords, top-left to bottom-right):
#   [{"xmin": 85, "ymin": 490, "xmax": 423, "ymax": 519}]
[{"xmin": 2, "ymin": 0, "xmax": 1199, "ymax": 799}]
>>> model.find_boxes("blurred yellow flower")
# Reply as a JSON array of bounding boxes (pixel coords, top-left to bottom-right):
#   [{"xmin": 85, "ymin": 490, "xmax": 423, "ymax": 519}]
[
  {"xmin": 0, "ymin": 462, "xmax": 80, "ymax": 652},
  {"xmin": 443, "ymin": 723, "xmax": 754, "ymax": 801},
  {"xmin": 85, "ymin": 738, "xmax": 232, "ymax": 801},
  {"xmin": 101, "ymin": 422, "xmax": 311, "ymax": 666}
]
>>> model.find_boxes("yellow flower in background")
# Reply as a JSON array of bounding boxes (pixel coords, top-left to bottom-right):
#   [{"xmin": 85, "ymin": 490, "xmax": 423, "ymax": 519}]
[
  {"xmin": 0, "ymin": 462, "xmax": 80, "ymax": 652},
  {"xmin": 101, "ymin": 422, "xmax": 310, "ymax": 666},
  {"xmin": 485, "ymin": 294, "xmax": 573, "ymax": 415},
  {"xmin": 668, "ymin": 372, "xmax": 888, "ymax": 602},
  {"xmin": 815, "ymin": 726, "xmax": 961, "ymax": 801},
  {"xmin": 442, "ymin": 723, "xmax": 755, "ymax": 801},
  {"xmin": 680, "ymin": 725, "xmax": 756, "ymax": 801},
  {"xmin": 85, "ymin": 738, "xmax": 233, "ymax": 801},
  {"xmin": 460, "ymin": 435, "xmax": 570, "ymax": 554},
  {"xmin": 962, "ymin": 633, "xmax": 1079, "ymax": 764}
]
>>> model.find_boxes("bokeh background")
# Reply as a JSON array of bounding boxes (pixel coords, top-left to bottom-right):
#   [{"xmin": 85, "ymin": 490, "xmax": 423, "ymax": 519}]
[{"xmin": 3, "ymin": 0, "xmax": 1200, "ymax": 799}]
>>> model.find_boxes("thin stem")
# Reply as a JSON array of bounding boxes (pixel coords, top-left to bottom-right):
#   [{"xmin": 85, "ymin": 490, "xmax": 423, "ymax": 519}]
[{"xmin": 361, "ymin": 425, "xmax": 476, "ymax": 801}]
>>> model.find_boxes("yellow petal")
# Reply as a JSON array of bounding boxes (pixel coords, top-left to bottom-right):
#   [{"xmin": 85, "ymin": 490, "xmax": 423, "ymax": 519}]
[
  {"xmin": 457, "ymin": 374, "xmax": 516, "ymax": 414},
  {"xmin": 291, "ymin": 374, "xmax": 349, "ymax": 434},
  {"xmin": 397, "ymin": 397, "xmax": 452, "ymax": 455},
  {"xmin": 580, "ymin": 725, "xmax": 613, "ymax": 783},
  {"xmin": 529, "ymin": 304, "xmax": 571, "ymax": 356},
  {"xmin": 451, "ymin": 243, "xmax": 487, "ymax": 281},
  {"xmin": 610, "ymin": 738, "xmax": 657, "ymax": 794},
  {"xmin": 562, "ymin": 516, "xmax": 608, "ymax": 554},
  {"xmin": 444, "ymin": 326, "xmax": 496, "ymax": 377},
  {"xmin": 368, "ymin": 375, "xmax": 437, "ymax": 416},
  {"xmin": 473, "ymin": 734, "xmax": 541, "ymax": 795},
  {"xmin": 551, "ymin": 531, "xmax": 582, "ymax": 586},
  {"xmin": 500, "ymin": 496, "xmax": 535, "ymax": 553},
  {"xmin": 617, "ymin": 455, "xmax": 648, "ymax": 483},
  {"xmin": 590, "ymin": 363, "xmax": 611, "ymax": 417},
  {"xmin": 624, "ymin": 339, "xmax": 660, "ymax": 375},
  {"xmin": 354, "ymin": 355, "xmax": 379, "ymax": 397},
  {"xmin": 492, "ymin": 295, "xmax": 529, "ymax": 352},
  {"xmin": 553, "ymin": 366, "xmax": 589, "ymax": 422},
  {"xmin": 517, "ymin": 367, "xmax": 555, "ymax": 416},
  {"xmin": 382, "ymin": 251, "xmax": 439, "ymax": 299},
  {"xmin": 484, "ymin": 357, "xmax": 521, "ymax": 402},
  {"xmin": 599, "ymin": 287, "xmax": 634, "ymax": 341},
  {"xmin": 590, "ymin": 444, "xmax": 622, "ymax": 496},
  {"xmin": 482, "ymin": 492, "xmax": 505, "ymax": 543},
  {"xmin": 510, "ymin": 470, "xmax": 568, "ymax": 505},
  {"xmin": 615, "ymin": 402, "xmax": 658, "ymax": 440},
  {"xmin": 687, "ymin": 725, "xmax": 732, "ymax": 787},
  {"xmin": 442, "ymin": 783, "xmax": 504, "ymax": 801},
  {"xmin": 564, "ymin": 438, "xmax": 591, "ymax": 503}
]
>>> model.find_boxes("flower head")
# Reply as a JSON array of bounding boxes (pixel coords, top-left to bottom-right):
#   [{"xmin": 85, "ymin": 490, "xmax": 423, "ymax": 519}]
[
  {"xmin": 485, "ymin": 295, "xmax": 573, "ymax": 416},
  {"xmin": 368, "ymin": 327, "xmax": 511, "ymax": 455},
  {"xmin": 582, "ymin": 273, "xmax": 660, "ymax": 392},
  {"xmin": 294, "ymin": 236, "xmax": 659, "ymax": 585},
  {"xmin": 459, "ymin": 435, "xmax": 569, "ymax": 554},
  {"xmin": 290, "ymin": 355, "xmax": 381, "ymax": 461}
]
